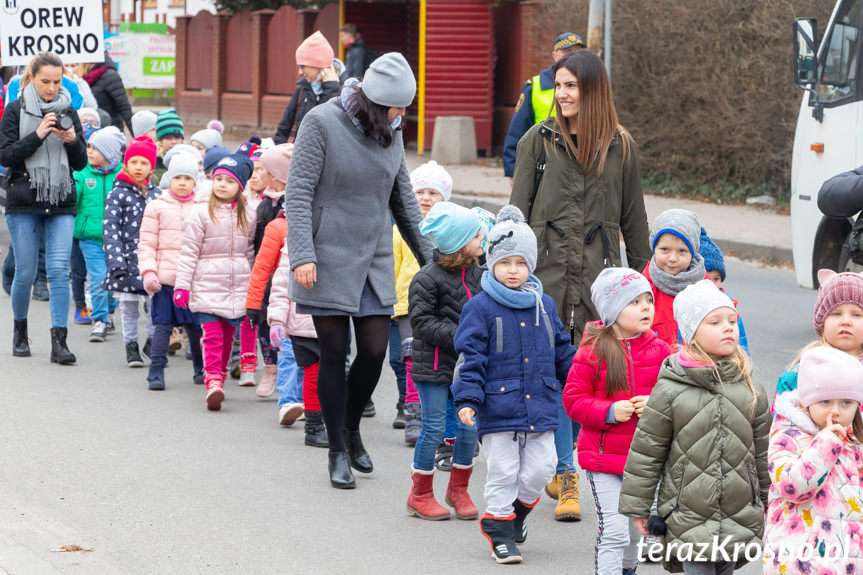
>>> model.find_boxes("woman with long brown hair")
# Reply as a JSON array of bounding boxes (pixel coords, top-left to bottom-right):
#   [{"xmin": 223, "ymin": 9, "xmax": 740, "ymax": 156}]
[
  {"xmin": 509, "ymin": 49, "xmax": 651, "ymax": 521},
  {"xmin": 0, "ymin": 52, "xmax": 88, "ymax": 364}
]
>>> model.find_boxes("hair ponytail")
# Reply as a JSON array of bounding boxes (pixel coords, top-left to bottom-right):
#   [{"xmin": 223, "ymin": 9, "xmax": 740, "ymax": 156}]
[{"xmin": 583, "ymin": 322, "xmax": 630, "ymax": 397}]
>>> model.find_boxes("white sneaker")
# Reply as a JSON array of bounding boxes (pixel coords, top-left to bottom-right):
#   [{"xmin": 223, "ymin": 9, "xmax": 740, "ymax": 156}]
[
  {"xmin": 89, "ymin": 320, "xmax": 107, "ymax": 342},
  {"xmin": 278, "ymin": 403, "xmax": 304, "ymax": 426},
  {"xmin": 238, "ymin": 371, "xmax": 256, "ymax": 387}
]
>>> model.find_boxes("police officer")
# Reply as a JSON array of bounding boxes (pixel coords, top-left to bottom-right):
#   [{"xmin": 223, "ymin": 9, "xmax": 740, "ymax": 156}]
[{"xmin": 502, "ymin": 32, "xmax": 586, "ymax": 180}]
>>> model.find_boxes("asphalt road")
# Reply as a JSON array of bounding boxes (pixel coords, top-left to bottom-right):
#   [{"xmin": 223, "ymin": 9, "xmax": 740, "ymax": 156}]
[{"xmin": 0, "ymin": 257, "xmax": 815, "ymax": 574}]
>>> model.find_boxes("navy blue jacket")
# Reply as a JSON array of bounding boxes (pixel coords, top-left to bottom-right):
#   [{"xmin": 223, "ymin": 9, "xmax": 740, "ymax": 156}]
[
  {"xmin": 452, "ymin": 290, "xmax": 576, "ymax": 438},
  {"xmin": 502, "ymin": 66, "xmax": 554, "ymax": 177}
]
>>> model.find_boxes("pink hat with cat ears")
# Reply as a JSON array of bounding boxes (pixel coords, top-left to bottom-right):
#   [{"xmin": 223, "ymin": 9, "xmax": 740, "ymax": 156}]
[{"xmin": 813, "ymin": 269, "xmax": 863, "ymax": 336}]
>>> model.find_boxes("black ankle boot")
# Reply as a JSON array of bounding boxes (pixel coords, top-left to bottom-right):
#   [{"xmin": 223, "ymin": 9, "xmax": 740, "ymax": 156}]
[
  {"xmin": 50, "ymin": 327, "xmax": 76, "ymax": 365},
  {"xmin": 304, "ymin": 411, "xmax": 330, "ymax": 448},
  {"xmin": 344, "ymin": 429, "xmax": 373, "ymax": 473},
  {"xmin": 13, "ymin": 319, "xmax": 30, "ymax": 357},
  {"xmin": 328, "ymin": 452, "xmax": 356, "ymax": 489}
]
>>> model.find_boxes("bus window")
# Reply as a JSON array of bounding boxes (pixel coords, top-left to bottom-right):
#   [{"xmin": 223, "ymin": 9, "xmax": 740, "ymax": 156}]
[{"xmin": 817, "ymin": 1, "xmax": 863, "ymax": 104}]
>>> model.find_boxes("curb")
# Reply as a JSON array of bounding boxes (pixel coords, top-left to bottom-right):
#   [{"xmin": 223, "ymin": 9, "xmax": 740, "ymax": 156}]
[{"xmin": 450, "ymin": 193, "xmax": 794, "ymax": 266}]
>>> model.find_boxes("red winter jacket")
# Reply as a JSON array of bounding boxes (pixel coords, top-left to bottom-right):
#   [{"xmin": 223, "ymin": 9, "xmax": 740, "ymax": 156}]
[
  {"xmin": 563, "ymin": 325, "xmax": 671, "ymax": 475},
  {"xmin": 641, "ymin": 263, "xmax": 711, "ymax": 350}
]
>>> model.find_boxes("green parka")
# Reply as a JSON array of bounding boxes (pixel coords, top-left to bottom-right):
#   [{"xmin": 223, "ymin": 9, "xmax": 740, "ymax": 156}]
[
  {"xmin": 618, "ymin": 355, "xmax": 771, "ymax": 573},
  {"xmin": 73, "ymin": 163, "xmax": 122, "ymax": 243},
  {"xmin": 510, "ymin": 120, "xmax": 651, "ymax": 341}
]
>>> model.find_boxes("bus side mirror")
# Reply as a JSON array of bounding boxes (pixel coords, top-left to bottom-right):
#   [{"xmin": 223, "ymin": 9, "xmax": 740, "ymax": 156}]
[{"xmin": 794, "ymin": 18, "xmax": 818, "ymax": 85}]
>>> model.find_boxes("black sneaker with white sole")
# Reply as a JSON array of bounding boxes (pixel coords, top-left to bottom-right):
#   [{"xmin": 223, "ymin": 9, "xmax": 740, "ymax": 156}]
[
  {"xmin": 480, "ymin": 516, "xmax": 522, "ymax": 564},
  {"xmin": 126, "ymin": 341, "xmax": 144, "ymax": 368}
]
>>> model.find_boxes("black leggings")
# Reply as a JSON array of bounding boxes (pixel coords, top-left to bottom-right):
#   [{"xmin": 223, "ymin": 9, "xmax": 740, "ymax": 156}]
[{"xmin": 312, "ymin": 314, "xmax": 390, "ymax": 452}]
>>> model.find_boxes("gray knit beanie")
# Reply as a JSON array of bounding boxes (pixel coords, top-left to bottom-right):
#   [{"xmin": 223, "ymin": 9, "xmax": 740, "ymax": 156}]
[
  {"xmin": 164, "ymin": 152, "xmax": 200, "ymax": 184},
  {"xmin": 131, "ymin": 110, "xmax": 157, "ymax": 138},
  {"xmin": 673, "ymin": 279, "xmax": 737, "ymax": 346},
  {"xmin": 362, "ymin": 52, "xmax": 417, "ymax": 108},
  {"xmin": 88, "ymin": 126, "xmax": 126, "ymax": 166},
  {"xmin": 190, "ymin": 128, "xmax": 223, "ymax": 151},
  {"xmin": 590, "ymin": 267, "xmax": 652, "ymax": 327},
  {"xmin": 485, "ymin": 205, "xmax": 537, "ymax": 273},
  {"xmin": 650, "ymin": 209, "xmax": 701, "ymax": 255}
]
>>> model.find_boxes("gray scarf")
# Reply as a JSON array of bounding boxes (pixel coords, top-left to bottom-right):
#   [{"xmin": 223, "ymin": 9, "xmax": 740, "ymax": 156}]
[
  {"xmin": 20, "ymin": 81, "xmax": 73, "ymax": 205},
  {"xmin": 648, "ymin": 253, "xmax": 707, "ymax": 296}
]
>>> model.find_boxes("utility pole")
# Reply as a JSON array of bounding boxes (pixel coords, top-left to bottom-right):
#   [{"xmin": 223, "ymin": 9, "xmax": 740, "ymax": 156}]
[{"xmin": 586, "ymin": 0, "xmax": 612, "ymax": 86}]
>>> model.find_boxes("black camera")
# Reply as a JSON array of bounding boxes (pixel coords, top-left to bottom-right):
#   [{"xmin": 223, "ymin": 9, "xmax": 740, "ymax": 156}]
[{"xmin": 53, "ymin": 112, "xmax": 73, "ymax": 131}]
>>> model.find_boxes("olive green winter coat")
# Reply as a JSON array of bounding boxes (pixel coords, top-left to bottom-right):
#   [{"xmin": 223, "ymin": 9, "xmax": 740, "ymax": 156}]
[
  {"xmin": 509, "ymin": 120, "xmax": 651, "ymax": 341},
  {"xmin": 618, "ymin": 355, "xmax": 771, "ymax": 573}
]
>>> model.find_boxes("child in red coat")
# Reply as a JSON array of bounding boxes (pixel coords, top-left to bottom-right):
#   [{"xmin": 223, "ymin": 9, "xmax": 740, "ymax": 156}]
[{"xmin": 563, "ymin": 267, "xmax": 671, "ymax": 574}]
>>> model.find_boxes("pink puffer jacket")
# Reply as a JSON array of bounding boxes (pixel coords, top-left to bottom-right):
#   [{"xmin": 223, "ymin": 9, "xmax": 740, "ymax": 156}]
[
  {"xmin": 174, "ymin": 202, "xmax": 257, "ymax": 319},
  {"xmin": 138, "ymin": 192, "xmax": 199, "ymax": 286},
  {"xmin": 268, "ymin": 242, "xmax": 316, "ymax": 338}
]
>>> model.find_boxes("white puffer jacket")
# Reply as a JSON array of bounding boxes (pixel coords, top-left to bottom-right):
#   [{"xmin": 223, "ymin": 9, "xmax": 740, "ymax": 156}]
[{"xmin": 174, "ymin": 202, "xmax": 256, "ymax": 319}]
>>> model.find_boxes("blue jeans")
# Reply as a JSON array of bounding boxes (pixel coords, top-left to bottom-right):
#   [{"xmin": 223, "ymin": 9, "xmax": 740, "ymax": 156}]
[
  {"xmin": 78, "ymin": 239, "xmax": 109, "ymax": 322},
  {"xmin": 413, "ymin": 381, "xmax": 477, "ymax": 471},
  {"xmin": 388, "ymin": 319, "xmax": 407, "ymax": 397},
  {"xmin": 555, "ymin": 398, "xmax": 582, "ymax": 474},
  {"xmin": 6, "ymin": 213, "xmax": 74, "ymax": 326},
  {"xmin": 276, "ymin": 337, "xmax": 304, "ymax": 408}
]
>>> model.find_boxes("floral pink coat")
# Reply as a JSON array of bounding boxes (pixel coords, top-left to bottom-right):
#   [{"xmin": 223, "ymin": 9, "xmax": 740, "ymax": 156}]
[{"xmin": 764, "ymin": 390, "xmax": 863, "ymax": 574}]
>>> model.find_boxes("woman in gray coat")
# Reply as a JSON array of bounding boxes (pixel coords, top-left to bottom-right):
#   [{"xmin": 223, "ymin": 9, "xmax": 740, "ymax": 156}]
[{"xmin": 287, "ymin": 53, "xmax": 433, "ymax": 489}]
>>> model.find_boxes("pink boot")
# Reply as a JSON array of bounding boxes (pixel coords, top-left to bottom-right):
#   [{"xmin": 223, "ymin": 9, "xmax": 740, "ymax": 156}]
[
  {"xmin": 256, "ymin": 364, "xmax": 278, "ymax": 398},
  {"xmin": 205, "ymin": 373, "xmax": 225, "ymax": 411}
]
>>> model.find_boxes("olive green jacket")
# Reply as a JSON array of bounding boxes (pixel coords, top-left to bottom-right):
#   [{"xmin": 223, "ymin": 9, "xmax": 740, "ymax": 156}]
[
  {"xmin": 618, "ymin": 355, "xmax": 771, "ymax": 573},
  {"xmin": 509, "ymin": 120, "xmax": 651, "ymax": 340}
]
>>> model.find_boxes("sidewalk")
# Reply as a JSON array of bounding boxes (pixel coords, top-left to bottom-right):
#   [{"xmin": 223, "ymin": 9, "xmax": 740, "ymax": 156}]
[{"xmin": 402, "ymin": 152, "xmax": 793, "ymax": 265}]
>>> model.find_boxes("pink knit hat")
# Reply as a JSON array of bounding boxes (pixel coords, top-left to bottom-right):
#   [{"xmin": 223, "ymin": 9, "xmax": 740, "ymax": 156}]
[
  {"xmin": 295, "ymin": 31, "xmax": 334, "ymax": 69},
  {"xmin": 260, "ymin": 143, "xmax": 293, "ymax": 184},
  {"xmin": 813, "ymin": 269, "xmax": 863, "ymax": 335},
  {"xmin": 798, "ymin": 346, "xmax": 863, "ymax": 407}
]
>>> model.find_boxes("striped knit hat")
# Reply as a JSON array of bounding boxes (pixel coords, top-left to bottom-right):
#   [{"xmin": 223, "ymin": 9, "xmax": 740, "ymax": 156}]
[{"xmin": 155, "ymin": 109, "xmax": 184, "ymax": 141}]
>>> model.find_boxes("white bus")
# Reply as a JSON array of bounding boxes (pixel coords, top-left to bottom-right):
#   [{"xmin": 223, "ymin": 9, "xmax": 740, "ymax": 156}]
[{"xmin": 792, "ymin": 1, "xmax": 863, "ymax": 288}]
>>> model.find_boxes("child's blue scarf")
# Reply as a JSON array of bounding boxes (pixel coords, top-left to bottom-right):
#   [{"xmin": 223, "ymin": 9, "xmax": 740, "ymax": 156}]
[{"xmin": 480, "ymin": 271, "xmax": 554, "ymax": 349}]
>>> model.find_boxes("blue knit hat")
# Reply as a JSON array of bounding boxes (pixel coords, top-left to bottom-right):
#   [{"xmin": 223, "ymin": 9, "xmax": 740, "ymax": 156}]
[
  {"xmin": 699, "ymin": 227, "xmax": 726, "ymax": 281},
  {"xmin": 419, "ymin": 202, "xmax": 481, "ymax": 255},
  {"xmin": 213, "ymin": 152, "xmax": 254, "ymax": 191},
  {"xmin": 203, "ymin": 145, "xmax": 230, "ymax": 174}
]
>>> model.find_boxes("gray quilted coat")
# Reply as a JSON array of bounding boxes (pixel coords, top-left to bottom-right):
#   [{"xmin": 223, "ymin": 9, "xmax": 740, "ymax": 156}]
[
  {"xmin": 286, "ymin": 98, "xmax": 433, "ymax": 313},
  {"xmin": 618, "ymin": 354, "xmax": 771, "ymax": 573}
]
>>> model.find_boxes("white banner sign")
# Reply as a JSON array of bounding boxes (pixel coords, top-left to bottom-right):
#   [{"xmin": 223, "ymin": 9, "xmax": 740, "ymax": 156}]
[
  {"xmin": 107, "ymin": 33, "xmax": 175, "ymax": 90},
  {"xmin": 0, "ymin": 0, "xmax": 105, "ymax": 67}
]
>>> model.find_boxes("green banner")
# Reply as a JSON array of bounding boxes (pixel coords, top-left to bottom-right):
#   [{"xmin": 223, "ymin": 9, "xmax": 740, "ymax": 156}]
[
  {"xmin": 119, "ymin": 22, "xmax": 168, "ymax": 34},
  {"xmin": 143, "ymin": 57, "xmax": 175, "ymax": 76}
]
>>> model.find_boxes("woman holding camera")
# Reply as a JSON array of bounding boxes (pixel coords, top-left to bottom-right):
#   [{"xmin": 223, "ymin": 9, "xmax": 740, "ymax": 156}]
[{"xmin": 1, "ymin": 52, "xmax": 88, "ymax": 364}]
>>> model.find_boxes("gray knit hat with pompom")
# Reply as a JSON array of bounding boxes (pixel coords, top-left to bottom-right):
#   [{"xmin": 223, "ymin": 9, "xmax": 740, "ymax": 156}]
[{"xmin": 485, "ymin": 205, "xmax": 537, "ymax": 273}]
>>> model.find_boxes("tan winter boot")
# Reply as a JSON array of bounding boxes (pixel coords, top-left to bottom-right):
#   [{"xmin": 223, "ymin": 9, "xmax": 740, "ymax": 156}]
[
  {"xmin": 554, "ymin": 465, "xmax": 581, "ymax": 521},
  {"xmin": 545, "ymin": 473, "xmax": 561, "ymax": 500}
]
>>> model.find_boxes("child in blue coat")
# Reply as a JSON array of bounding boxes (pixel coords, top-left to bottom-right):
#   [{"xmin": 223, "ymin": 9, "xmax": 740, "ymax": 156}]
[{"xmin": 453, "ymin": 205, "xmax": 575, "ymax": 564}]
